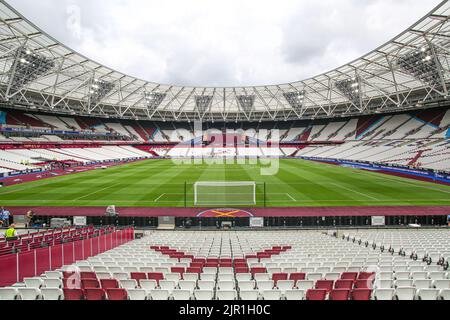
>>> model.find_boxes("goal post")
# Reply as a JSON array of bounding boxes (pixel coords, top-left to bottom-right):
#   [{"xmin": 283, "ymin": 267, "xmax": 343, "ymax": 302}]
[{"xmin": 194, "ymin": 181, "xmax": 256, "ymax": 206}]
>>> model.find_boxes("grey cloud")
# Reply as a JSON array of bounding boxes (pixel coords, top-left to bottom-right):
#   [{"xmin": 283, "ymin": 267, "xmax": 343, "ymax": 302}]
[{"xmin": 5, "ymin": 0, "xmax": 443, "ymax": 87}]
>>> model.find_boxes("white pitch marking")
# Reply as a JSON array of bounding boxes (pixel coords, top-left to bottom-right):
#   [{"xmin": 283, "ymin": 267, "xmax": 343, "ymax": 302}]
[
  {"xmin": 74, "ymin": 182, "xmax": 123, "ymax": 201},
  {"xmin": 330, "ymin": 182, "xmax": 380, "ymax": 201},
  {"xmin": 286, "ymin": 193, "xmax": 297, "ymax": 201},
  {"xmin": 154, "ymin": 193, "xmax": 166, "ymax": 202}
]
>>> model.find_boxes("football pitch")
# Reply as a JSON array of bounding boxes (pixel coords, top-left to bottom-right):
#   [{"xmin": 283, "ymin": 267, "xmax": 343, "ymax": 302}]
[{"xmin": 0, "ymin": 158, "xmax": 450, "ymax": 208}]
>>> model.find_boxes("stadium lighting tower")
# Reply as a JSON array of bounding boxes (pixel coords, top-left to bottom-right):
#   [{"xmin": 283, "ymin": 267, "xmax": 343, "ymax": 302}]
[
  {"xmin": 237, "ymin": 95, "xmax": 255, "ymax": 116},
  {"xmin": 397, "ymin": 45, "xmax": 445, "ymax": 89},
  {"xmin": 88, "ymin": 78, "xmax": 115, "ymax": 105},
  {"xmin": 7, "ymin": 47, "xmax": 55, "ymax": 94},
  {"xmin": 195, "ymin": 95, "xmax": 213, "ymax": 117},
  {"xmin": 144, "ymin": 91, "xmax": 166, "ymax": 112},
  {"xmin": 283, "ymin": 91, "xmax": 306, "ymax": 115},
  {"xmin": 335, "ymin": 76, "xmax": 362, "ymax": 106}
]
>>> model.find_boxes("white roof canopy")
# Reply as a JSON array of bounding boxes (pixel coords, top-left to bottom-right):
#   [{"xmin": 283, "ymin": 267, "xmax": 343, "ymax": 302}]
[{"xmin": 0, "ymin": 0, "xmax": 449, "ymax": 122}]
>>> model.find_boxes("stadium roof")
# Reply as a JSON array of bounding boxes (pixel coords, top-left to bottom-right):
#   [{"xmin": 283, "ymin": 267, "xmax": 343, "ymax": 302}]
[{"xmin": 0, "ymin": 0, "xmax": 449, "ymax": 122}]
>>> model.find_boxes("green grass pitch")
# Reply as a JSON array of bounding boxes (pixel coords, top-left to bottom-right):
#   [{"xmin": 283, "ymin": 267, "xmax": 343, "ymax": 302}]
[{"xmin": 0, "ymin": 158, "xmax": 449, "ymax": 207}]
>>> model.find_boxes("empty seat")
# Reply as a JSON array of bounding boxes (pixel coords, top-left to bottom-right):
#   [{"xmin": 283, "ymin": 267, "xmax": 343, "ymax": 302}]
[
  {"xmin": 85, "ymin": 288, "xmax": 106, "ymax": 301},
  {"xmin": 149, "ymin": 289, "xmax": 170, "ymax": 300},
  {"xmin": 374, "ymin": 289, "xmax": 395, "ymax": 300},
  {"xmin": 296, "ymin": 280, "xmax": 315, "ymax": 291},
  {"xmin": 198, "ymin": 280, "xmax": 215, "ymax": 291},
  {"xmin": 416, "ymin": 289, "xmax": 439, "ymax": 300},
  {"xmin": 329, "ymin": 289, "xmax": 350, "ymax": 301},
  {"xmin": 257, "ymin": 280, "xmax": 274, "ymax": 293},
  {"xmin": 440, "ymin": 289, "xmax": 450, "ymax": 300},
  {"xmin": 24, "ymin": 278, "xmax": 43, "ymax": 289},
  {"xmin": 18, "ymin": 288, "xmax": 41, "ymax": 300},
  {"xmin": 63, "ymin": 289, "xmax": 84, "ymax": 300},
  {"xmin": 239, "ymin": 290, "xmax": 259, "ymax": 300},
  {"xmin": 41, "ymin": 288, "xmax": 64, "ymax": 300},
  {"xmin": 315, "ymin": 280, "xmax": 334, "ymax": 292},
  {"xmin": 106, "ymin": 288, "xmax": 128, "ymax": 300},
  {"xmin": 262, "ymin": 290, "xmax": 281, "ymax": 300},
  {"xmin": 217, "ymin": 290, "xmax": 237, "ymax": 300},
  {"xmin": 172, "ymin": 290, "xmax": 192, "ymax": 300},
  {"xmin": 335, "ymin": 279, "xmax": 354, "ymax": 290},
  {"xmin": 395, "ymin": 287, "xmax": 416, "ymax": 300},
  {"xmin": 140, "ymin": 280, "xmax": 158, "ymax": 291},
  {"xmin": 306, "ymin": 289, "xmax": 327, "ymax": 301},
  {"xmin": 284, "ymin": 289, "xmax": 305, "ymax": 300},
  {"xmin": 43, "ymin": 279, "xmax": 63, "ymax": 289},
  {"xmin": 433, "ymin": 279, "xmax": 450, "ymax": 289},
  {"xmin": 238, "ymin": 280, "xmax": 256, "ymax": 291},
  {"xmin": 217, "ymin": 281, "xmax": 235, "ymax": 291},
  {"xmin": 194, "ymin": 290, "xmax": 214, "ymax": 300},
  {"xmin": 81, "ymin": 279, "xmax": 100, "ymax": 289},
  {"xmin": 351, "ymin": 289, "xmax": 372, "ymax": 301},
  {"xmin": 119, "ymin": 280, "xmax": 138, "ymax": 290},
  {"xmin": 277, "ymin": 280, "xmax": 295, "ymax": 293},
  {"xmin": 127, "ymin": 289, "xmax": 147, "ymax": 300}
]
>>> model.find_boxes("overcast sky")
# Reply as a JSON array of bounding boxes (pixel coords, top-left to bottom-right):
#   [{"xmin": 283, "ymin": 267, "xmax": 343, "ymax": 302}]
[{"xmin": 6, "ymin": 0, "xmax": 442, "ymax": 87}]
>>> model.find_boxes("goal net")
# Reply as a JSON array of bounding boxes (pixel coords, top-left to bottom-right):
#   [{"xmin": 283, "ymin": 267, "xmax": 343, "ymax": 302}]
[{"xmin": 194, "ymin": 181, "xmax": 256, "ymax": 206}]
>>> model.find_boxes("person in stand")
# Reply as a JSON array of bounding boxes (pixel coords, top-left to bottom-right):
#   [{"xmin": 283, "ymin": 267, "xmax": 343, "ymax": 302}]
[
  {"xmin": 25, "ymin": 210, "xmax": 34, "ymax": 228},
  {"xmin": 0, "ymin": 207, "xmax": 10, "ymax": 228},
  {"xmin": 5, "ymin": 224, "xmax": 17, "ymax": 239}
]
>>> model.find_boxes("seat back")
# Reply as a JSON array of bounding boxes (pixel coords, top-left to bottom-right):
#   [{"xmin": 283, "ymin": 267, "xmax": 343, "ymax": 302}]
[
  {"xmin": 329, "ymin": 289, "xmax": 350, "ymax": 301},
  {"xmin": 306, "ymin": 289, "xmax": 327, "ymax": 300},
  {"xmin": 106, "ymin": 288, "xmax": 128, "ymax": 300},
  {"xmin": 85, "ymin": 288, "xmax": 106, "ymax": 300}
]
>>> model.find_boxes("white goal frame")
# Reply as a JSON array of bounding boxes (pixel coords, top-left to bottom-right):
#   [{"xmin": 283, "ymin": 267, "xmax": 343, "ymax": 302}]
[{"xmin": 194, "ymin": 181, "xmax": 257, "ymax": 206}]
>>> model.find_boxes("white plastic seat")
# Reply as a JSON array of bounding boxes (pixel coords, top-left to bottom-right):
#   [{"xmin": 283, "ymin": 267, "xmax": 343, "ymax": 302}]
[
  {"xmin": 183, "ymin": 273, "xmax": 199, "ymax": 282},
  {"xmin": 416, "ymin": 289, "xmax": 439, "ymax": 300},
  {"xmin": 41, "ymin": 288, "xmax": 64, "ymax": 300},
  {"xmin": 24, "ymin": 278, "xmax": 43, "ymax": 289},
  {"xmin": 262, "ymin": 290, "xmax": 281, "ymax": 300},
  {"xmin": 149, "ymin": 289, "xmax": 170, "ymax": 300},
  {"xmin": 217, "ymin": 281, "xmax": 235, "ymax": 290},
  {"xmin": 395, "ymin": 279, "xmax": 413, "ymax": 288},
  {"xmin": 376, "ymin": 280, "xmax": 394, "ymax": 289},
  {"xmin": 127, "ymin": 289, "xmax": 147, "ymax": 300},
  {"xmin": 120, "ymin": 279, "xmax": 138, "ymax": 290},
  {"xmin": 257, "ymin": 280, "xmax": 274, "ymax": 293},
  {"xmin": 433, "ymin": 279, "xmax": 450, "ymax": 289},
  {"xmin": 414, "ymin": 279, "xmax": 432, "ymax": 289},
  {"xmin": 140, "ymin": 280, "xmax": 158, "ymax": 291},
  {"xmin": 306, "ymin": 273, "xmax": 323, "ymax": 281},
  {"xmin": 285, "ymin": 289, "xmax": 305, "ymax": 300},
  {"xmin": 198, "ymin": 280, "xmax": 215, "ymax": 291},
  {"xmin": 429, "ymin": 272, "xmax": 446, "ymax": 280},
  {"xmin": 113, "ymin": 273, "xmax": 130, "ymax": 281},
  {"xmin": 194, "ymin": 289, "xmax": 214, "ymax": 300},
  {"xmin": 200, "ymin": 274, "xmax": 216, "ymax": 281},
  {"xmin": 395, "ymin": 287, "xmax": 416, "ymax": 300},
  {"xmin": 44, "ymin": 271, "xmax": 62, "ymax": 279},
  {"xmin": 239, "ymin": 290, "xmax": 259, "ymax": 300},
  {"xmin": 172, "ymin": 290, "xmax": 191, "ymax": 300},
  {"xmin": 440, "ymin": 289, "xmax": 450, "ymax": 300},
  {"xmin": 18, "ymin": 288, "xmax": 41, "ymax": 300},
  {"xmin": 277, "ymin": 280, "xmax": 294, "ymax": 293},
  {"xmin": 296, "ymin": 280, "xmax": 315, "ymax": 290},
  {"xmin": 216, "ymin": 290, "xmax": 238, "ymax": 300},
  {"xmin": 179, "ymin": 280, "xmax": 197, "ymax": 294},
  {"xmin": 43, "ymin": 278, "xmax": 63, "ymax": 289},
  {"xmin": 238, "ymin": 280, "xmax": 255, "ymax": 291},
  {"xmin": 159, "ymin": 280, "xmax": 177, "ymax": 293},
  {"xmin": 254, "ymin": 273, "xmax": 270, "ymax": 281},
  {"xmin": 0, "ymin": 288, "xmax": 18, "ymax": 300},
  {"xmin": 96, "ymin": 272, "xmax": 112, "ymax": 280},
  {"xmin": 323, "ymin": 273, "xmax": 340, "ymax": 281},
  {"xmin": 374, "ymin": 289, "xmax": 395, "ymax": 300},
  {"xmin": 218, "ymin": 274, "xmax": 234, "ymax": 282},
  {"xmin": 236, "ymin": 273, "xmax": 252, "ymax": 281}
]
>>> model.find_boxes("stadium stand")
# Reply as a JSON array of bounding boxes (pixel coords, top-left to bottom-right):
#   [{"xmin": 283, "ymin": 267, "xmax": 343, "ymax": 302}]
[{"xmin": 1, "ymin": 230, "xmax": 448, "ymax": 300}]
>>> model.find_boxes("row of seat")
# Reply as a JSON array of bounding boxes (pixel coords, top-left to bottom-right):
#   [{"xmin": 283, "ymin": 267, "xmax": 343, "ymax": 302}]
[{"xmin": 2, "ymin": 287, "xmax": 449, "ymax": 301}]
